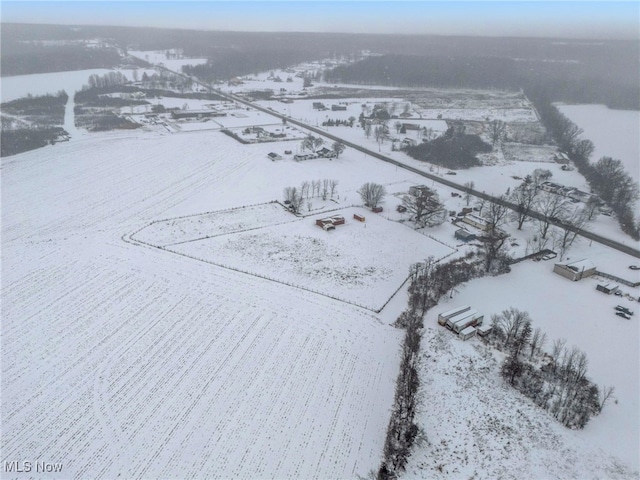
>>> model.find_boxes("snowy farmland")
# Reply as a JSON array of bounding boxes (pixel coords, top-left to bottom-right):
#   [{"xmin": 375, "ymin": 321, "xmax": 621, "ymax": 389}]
[
  {"xmin": 1, "ymin": 130, "xmax": 414, "ymax": 479},
  {"xmin": 3, "ymin": 55, "xmax": 640, "ymax": 479},
  {"xmin": 133, "ymin": 204, "xmax": 455, "ymax": 311}
]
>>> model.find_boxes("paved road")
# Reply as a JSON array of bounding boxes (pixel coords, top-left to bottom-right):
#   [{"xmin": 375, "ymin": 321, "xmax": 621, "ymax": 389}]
[{"xmin": 171, "ymin": 71, "xmax": 640, "ymax": 260}]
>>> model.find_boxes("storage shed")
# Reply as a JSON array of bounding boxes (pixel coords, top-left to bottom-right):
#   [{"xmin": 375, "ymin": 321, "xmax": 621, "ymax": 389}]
[
  {"xmin": 353, "ymin": 214, "xmax": 365, "ymax": 222},
  {"xmin": 455, "ymin": 229, "xmax": 476, "ymax": 242},
  {"xmin": 553, "ymin": 259, "xmax": 596, "ymax": 281},
  {"xmin": 596, "ymin": 283, "xmax": 620, "ymax": 294}
]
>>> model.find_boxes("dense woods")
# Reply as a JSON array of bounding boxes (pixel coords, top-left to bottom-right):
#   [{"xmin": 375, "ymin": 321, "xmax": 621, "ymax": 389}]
[
  {"xmin": 404, "ymin": 125, "xmax": 492, "ymax": 169},
  {"xmin": 324, "ymin": 51, "xmax": 639, "ymax": 110}
]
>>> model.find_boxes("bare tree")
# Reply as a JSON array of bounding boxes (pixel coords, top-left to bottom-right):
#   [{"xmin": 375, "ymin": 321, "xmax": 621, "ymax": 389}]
[
  {"xmin": 332, "ymin": 141, "xmax": 346, "ymax": 158},
  {"xmin": 374, "ymin": 125, "xmax": 385, "ymax": 145},
  {"xmin": 535, "ymin": 191, "xmax": 570, "ymax": 239},
  {"xmin": 402, "ymin": 189, "xmax": 447, "ymax": 227},
  {"xmin": 364, "ymin": 121, "xmax": 372, "ymax": 138},
  {"xmin": 555, "ymin": 207, "xmax": 588, "ymax": 260},
  {"xmin": 529, "ymin": 327, "xmax": 547, "ymax": 360},
  {"xmin": 358, "ymin": 182, "xmax": 387, "ymax": 209},
  {"xmin": 463, "ymin": 181, "xmax": 475, "ymax": 206},
  {"xmin": 551, "ymin": 338, "xmax": 567, "ymax": 375},
  {"xmin": 489, "ymin": 119, "xmax": 506, "ymax": 147},
  {"xmin": 509, "ymin": 182, "xmax": 538, "ymax": 230},
  {"xmin": 300, "ymin": 180, "xmax": 310, "ymax": 199},
  {"xmin": 394, "ymin": 121, "xmax": 403, "ymax": 134},
  {"xmin": 301, "ymin": 134, "xmax": 315, "ymax": 152},
  {"xmin": 485, "ymin": 196, "xmax": 509, "ymax": 235},
  {"xmin": 283, "ymin": 186, "xmax": 303, "ymax": 213},
  {"xmin": 311, "ymin": 179, "xmax": 320, "ymax": 197},
  {"xmin": 584, "ymin": 196, "xmax": 601, "ymax": 221},
  {"xmin": 598, "ymin": 386, "xmax": 615, "ymax": 413},
  {"xmin": 322, "ymin": 179, "xmax": 329, "ymax": 200},
  {"xmin": 313, "ymin": 136, "xmax": 324, "ymax": 152},
  {"xmin": 329, "ymin": 179, "xmax": 339, "ymax": 198}
]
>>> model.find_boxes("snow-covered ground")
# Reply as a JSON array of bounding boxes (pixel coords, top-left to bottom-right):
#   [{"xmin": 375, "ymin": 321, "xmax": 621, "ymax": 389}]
[
  {"xmin": 128, "ymin": 50, "xmax": 208, "ymax": 72},
  {"xmin": 0, "ymin": 68, "xmax": 113, "ymax": 102},
  {"xmin": 2, "ymin": 57, "xmax": 639, "ymax": 479},
  {"xmin": 557, "ymin": 104, "xmax": 640, "ymax": 184},
  {"xmin": 1, "ymin": 129, "xmax": 418, "ymax": 479}
]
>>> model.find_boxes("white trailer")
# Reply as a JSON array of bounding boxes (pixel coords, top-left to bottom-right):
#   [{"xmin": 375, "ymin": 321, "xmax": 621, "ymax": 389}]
[
  {"xmin": 459, "ymin": 326, "xmax": 477, "ymax": 341},
  {"xmin": 452, "ymin": 312, "xmax": 484, "ymax": 334},
  {"xmin": 438, "ymin": 305, "xmax": 471, "ymax": 326},
  {"xmin": 446, "ymin": 309, "xmax": 478, "ymax": 330}
]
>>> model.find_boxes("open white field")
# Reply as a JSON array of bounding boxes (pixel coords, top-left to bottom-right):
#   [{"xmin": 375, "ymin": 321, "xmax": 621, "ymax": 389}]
[
  {"xmin": 149, "ymin": 205, "xmax": 455, "ymax": 311},
  {"xmin": 403, "ymin": 325, "xmax": 638, "ymax": 480},
  {"xmin": 1, "ymin": 128, "xmax": 411, "ymax": 478}
]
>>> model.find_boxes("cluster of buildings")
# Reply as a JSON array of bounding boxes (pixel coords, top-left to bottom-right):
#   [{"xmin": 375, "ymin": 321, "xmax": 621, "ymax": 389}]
[
  {"xmin": 294, "ymin": 147, "xmax": 337, "ymax": 161},
  {"xmin": 538, "ymin": 181, "xmax": 599, "ymax": 205},
  {"xmin": 438, "ymin": 305, "xmax": 489, "ymax": 340}
]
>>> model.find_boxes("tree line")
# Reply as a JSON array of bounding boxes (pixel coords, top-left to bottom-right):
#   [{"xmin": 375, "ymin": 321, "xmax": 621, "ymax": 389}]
[
  {"xmin": 379, "ymin": 252, "xmax": 493, "ymax": 479},
  {"xmin": 527, "ymin": 88, "xmax": 640, "ymax": 240},
  {"xmin": 324, "ymin": 53, "xmax": 639, "ymax": 110}
]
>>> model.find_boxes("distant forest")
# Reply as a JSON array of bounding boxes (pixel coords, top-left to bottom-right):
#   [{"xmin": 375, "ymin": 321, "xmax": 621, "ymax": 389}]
[
  {"xmin": 324, "ymin": 51, "xmax": 639, "ymax": 110},
  {"xmin": 4, "ymin": 24, "xmax": 637, "ymax": 111},
  {"xmin": 2, "ymin": 23, "xmax": 638, "ymax": 109}
]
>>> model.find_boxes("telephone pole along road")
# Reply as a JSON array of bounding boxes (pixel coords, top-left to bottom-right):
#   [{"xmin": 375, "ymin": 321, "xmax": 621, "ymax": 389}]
[{"xmin": 180, "ymin": 73, "xmax": 640, "ymax": 259}]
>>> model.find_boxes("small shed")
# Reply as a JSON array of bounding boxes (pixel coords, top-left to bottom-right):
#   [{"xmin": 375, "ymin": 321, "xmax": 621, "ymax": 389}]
[
  {"xmin": 267, "ymin": 152, "xmax": 282, "ymax": 161},
  {"xmin": 353, "ymin": 214, "xmax": 366, "ymax": 222},
  {"xmin": 455, "ymin": 229, "xmax": 476, "ymax": 242},
  {"xmin": 596, "ymin": 283, "xmax": 619, "ymax": 294},
  {"xmin": 331, "ymin": 104, "xmax": 347, "ymax": 111},
  {"xmin": 459, "ymin": 326, "xmax": 477, "ymax": 341},
  {"xmin": 553, "ymin": 259, "xmax": 596, "ymax": 281},
  {"xmin": 372, "ymin": 206, "xmax": 383, "ymax": 213}
]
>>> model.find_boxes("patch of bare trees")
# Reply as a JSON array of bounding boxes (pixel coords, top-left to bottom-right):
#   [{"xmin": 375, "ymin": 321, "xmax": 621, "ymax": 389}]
[
  {"xmin": 487, "ymin": 308, "xmax": 607, "ymax": 429},
  {"xmin": 283, "ymin": 177, "xmax": 340, "ymax": 212}
]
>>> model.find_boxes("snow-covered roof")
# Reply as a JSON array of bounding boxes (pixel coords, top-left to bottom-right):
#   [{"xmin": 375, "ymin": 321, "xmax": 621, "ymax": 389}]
[
  {"xmin": 565, "ymin": 259, "xmax": 596, "ymax": 272},
  {"xmin": 460, "ymin": 326, "xmax": 477, "ymax": 335}
]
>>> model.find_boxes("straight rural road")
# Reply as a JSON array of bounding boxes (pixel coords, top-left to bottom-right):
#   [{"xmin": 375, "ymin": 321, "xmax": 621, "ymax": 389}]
[{"xmin": 160, "ymin": 64, "xmax": 640, "ymax": 260}]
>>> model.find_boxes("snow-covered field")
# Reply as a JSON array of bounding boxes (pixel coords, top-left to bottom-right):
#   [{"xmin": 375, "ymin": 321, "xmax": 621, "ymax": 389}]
[
  {"xmin": 557, "ymin": 104, "xmax": 640, "ymax": 184},
  {"xmin": 134, "ymin": 204, "xmax": 455, "ymax": 311},
  {"xmin": 3, "ymin": 56, "xmax": 639, "ymax": 479},
  {"xmin": 1, "ymin": 131, "xmax": 413, "ymax": 479},
  {"xmin": 414, "ymin": 245, "xmax": 640, "ymax": 472},
  {"xmin": 0, "ymin": 68, "xmax": 113, "ymax": 102}
]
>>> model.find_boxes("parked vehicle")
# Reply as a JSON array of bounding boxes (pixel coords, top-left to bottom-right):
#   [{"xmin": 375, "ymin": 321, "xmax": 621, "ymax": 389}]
[
  {"xmin": 629, "ymin": 265, "xmax": 640, "ymax": 270},
  {"xmin": 615, "ymin": 305, "xmax": 633, "ymax": 316},
  {"xmin": 616, "ymin": 311, "xmax": 631, "ymax": 320}
]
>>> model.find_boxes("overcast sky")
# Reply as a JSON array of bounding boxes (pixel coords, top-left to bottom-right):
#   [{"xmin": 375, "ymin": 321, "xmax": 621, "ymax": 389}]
[{"xmin": 2, "ymin": 1, "xmax": 638, "ymax": 39}]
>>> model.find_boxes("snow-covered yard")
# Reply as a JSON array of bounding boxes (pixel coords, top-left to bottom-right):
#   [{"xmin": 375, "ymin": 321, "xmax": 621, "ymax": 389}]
[
  {"xmin": 407, "ymin": 247, "xmax": 639, "ymax": 477},
  {"xmin": 137, "ymin": 205, "xmax": 456, "ymax": 311}
]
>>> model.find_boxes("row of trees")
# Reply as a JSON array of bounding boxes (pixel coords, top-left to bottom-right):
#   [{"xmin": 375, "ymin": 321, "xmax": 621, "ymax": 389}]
[
  {"xmin": 488, "ymin": 308, "xmax": 613, "ymax": 429},
  {"xmin": 379, "ymin": 252, "xmax": 491, "ymax": 478},
  {"xmin": 528, "ymin": 89, "xmax": 640, "ymax": 239},
  {"xmin": 283, "ymin": 178, "xmax": 340, "ymax": 212}
]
